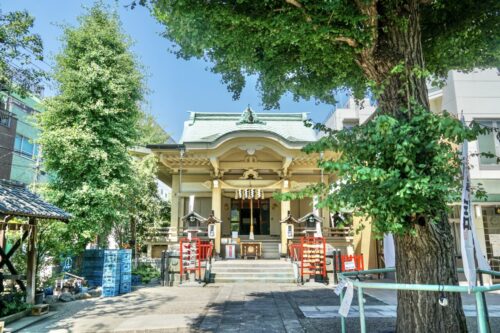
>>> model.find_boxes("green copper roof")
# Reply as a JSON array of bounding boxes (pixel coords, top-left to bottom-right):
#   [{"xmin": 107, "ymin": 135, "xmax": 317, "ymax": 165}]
[{"xmin": 180, "ymin": 108, "xmax": 317, "ymax": 144}]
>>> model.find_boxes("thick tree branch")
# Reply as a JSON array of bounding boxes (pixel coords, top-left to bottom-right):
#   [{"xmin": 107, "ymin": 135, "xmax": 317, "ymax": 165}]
[
  {"xmin": 334, "ymin": 36, "xmax": 359, "ymax": 48},
  {"xmin": 284, "ymin": 0, "xmax": 312, "ymax": 22},
  {"xmin": 355, "ymin": 0, "xmax": 378, "ymax": 55},
  {"xmin": 285, "ymin": 0, "xmax": 303, "ymax": 9}
]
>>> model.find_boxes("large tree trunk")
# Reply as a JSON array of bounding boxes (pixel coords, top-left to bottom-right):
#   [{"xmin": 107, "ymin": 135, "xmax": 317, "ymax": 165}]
[
  {"xmin": 358, "ymin": 1, "xmax": 468, "ymax": 332},
  {"xmin": 395, "ymin": 216, "xmax": 467, "ymax": 332}
]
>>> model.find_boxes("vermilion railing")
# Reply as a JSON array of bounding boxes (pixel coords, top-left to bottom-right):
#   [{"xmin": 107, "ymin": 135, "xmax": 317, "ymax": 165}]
[
  {"xmin": 300, "ymin": 236, "xmax": 327, "ymax": 282},
  {"xmin": 179, "ymin": 238, "xmax": 214, "ymax": 283},
  {"xmin": 199, "ymin": 242, "xmax": 214, "ymax": 261},
  {"xmin": 288, "ymin": 243, "xmax": 303, "ymax": 261}
]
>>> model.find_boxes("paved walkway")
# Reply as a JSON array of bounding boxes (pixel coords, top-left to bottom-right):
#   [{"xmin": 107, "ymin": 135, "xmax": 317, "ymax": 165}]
[{"xmin": 16, "ymin": 282, "xmax": 500, "ymax": 333}]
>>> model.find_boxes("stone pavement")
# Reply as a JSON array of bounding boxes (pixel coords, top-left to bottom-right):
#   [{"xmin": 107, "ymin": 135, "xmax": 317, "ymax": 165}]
[{"xmin": 16, "ymin": 282, "xmax": 500, "ymax": 333}]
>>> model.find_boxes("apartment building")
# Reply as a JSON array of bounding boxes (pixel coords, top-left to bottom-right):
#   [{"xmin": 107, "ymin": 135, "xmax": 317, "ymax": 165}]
[{"xmin": 0, "ymin": 92, "xmax": 45, "ymax": 185}]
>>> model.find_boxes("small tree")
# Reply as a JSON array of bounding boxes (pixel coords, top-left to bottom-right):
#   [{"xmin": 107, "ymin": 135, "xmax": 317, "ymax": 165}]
[
  {"xmin": 39, "ymin": 4, "xmax": 143, "ymax": 249},
  {"xmin": 148, "ymin": 1, "xmax": 499, "ymax": 331},
  {"xmin": 136, "ymin": 111, "xmax": 170, "ymax": 146}
]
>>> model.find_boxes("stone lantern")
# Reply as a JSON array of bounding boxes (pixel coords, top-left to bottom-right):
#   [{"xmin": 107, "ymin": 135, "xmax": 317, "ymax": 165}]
[{"xmin": 298, "ymin": 212, "xmax": 323, "ymax": 236}]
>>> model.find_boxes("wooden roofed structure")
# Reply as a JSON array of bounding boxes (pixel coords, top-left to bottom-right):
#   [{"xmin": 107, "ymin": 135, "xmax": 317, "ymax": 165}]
[{"xmin": 0, "ymin": 180, "xmax": 70, "ymax": 304}]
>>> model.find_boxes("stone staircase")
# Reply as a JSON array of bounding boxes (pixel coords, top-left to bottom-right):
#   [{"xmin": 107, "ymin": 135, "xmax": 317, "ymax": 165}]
[
  {"xmin": 260, "ymin": 240, "xmax": 281, "ymax": 259},
  {"xmin": 210, "ymin": 260, "xmax": 296, "ymax": 283}
]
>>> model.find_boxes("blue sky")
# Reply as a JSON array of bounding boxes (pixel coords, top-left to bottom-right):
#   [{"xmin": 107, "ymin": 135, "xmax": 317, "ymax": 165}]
[{"xmin": 3, "ymin": 0, "xmax": 345, "ymax": 141}]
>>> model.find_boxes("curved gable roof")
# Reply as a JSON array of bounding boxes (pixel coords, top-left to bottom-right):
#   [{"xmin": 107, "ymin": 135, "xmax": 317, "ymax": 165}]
[{"xmin": 180, "ymin": 109, "xmax": 318, "ymax": 145}]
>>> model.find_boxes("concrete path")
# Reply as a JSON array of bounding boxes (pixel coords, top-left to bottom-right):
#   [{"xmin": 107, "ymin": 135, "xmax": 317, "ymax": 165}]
[{"xmin": 15, "ymin": 282, "xmax": 500, "ymax": 333}]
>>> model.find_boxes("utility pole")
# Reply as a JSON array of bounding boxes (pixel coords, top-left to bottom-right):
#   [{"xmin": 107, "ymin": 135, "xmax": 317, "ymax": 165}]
[{"xmin": 31, "ymin": 145, "xmax": 42, "ymax": 193}]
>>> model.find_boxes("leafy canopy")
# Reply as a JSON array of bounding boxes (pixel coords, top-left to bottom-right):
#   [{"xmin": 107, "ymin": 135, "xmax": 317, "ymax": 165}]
[
  {"xmin": 0, "ymin": 7, "xmax": 46, "ymax": 96},
  {"xmin": 286, "ymin": 105, "xmax": 487, "ymax": 235},
  {"xmin": 39, "ymin": 4, "xmax": 144, "ymax": 247},
  {"xmin": 149, "ymin": 0, "xmax": 499, "ymax": 108},
  {"xmin": 148, "ymin": 0, "xmax": 499, "ymax": 236}
]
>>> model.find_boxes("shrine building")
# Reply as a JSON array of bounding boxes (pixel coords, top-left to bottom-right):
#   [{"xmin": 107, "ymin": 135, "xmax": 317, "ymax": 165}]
[{"xmin": 146, "ymin": 108, "xmax": 376, "ymax": 268}]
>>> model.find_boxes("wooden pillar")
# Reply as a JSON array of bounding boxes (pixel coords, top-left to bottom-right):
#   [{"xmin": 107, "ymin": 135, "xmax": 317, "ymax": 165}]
[
  {"xmin": 212, "ymin": 184, "xmax": 222, "ymax": 255},
  {"xmin": 171, "ymin": 174, "xmax": 180, "ymax": 240},
  {"xmin": 280, "ymin": 186, "xmax": 290, "ymax": 256},
  {"xmin": 26, "ymin": 217, "xmax": 37, "ymax": 305},
  {"xmin": 321, "ymin": 178, "xmax": 330, "ymax": 229},
  {"xmin": 0, "ymin": 215, "xmax": 6, "ymax": 253}
]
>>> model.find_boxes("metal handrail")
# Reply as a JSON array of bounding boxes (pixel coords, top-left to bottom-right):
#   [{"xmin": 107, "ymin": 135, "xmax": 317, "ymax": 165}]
[{"xmin": 337, "ymin": 267, "xmax": 499, "ymax": 333}]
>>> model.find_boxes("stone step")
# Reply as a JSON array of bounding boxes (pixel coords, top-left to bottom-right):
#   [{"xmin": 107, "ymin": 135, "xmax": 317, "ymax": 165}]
[
  {"xmin": 211, "ymin": 277, "xmax": 296, "ymax": 283},
  {"xmin": 210, "ymin": 259, "xmax": 295, "ymax": 283},
  {"xmin": 212, "ymin": 260, "xmax": 290, "ymax": 271},
  {"xmin": 212, "ymin": 267, "xmax": 291, "ymax": 272},
  {"xmin": 212, "ymin": 259, "xmax": 288, "ymax": 265},
  {"xmin": 212, "ymin": 272, "xmax": 294, "ymax": 279}
]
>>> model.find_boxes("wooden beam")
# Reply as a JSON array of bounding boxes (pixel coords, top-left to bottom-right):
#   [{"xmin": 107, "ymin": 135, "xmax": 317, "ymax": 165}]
[
  {"xmin": 219, "ymin": 161, "xmax": 283, "ymax": 170},
  {"xmin": 0, "ymin": 246, "xmax": 25, "ymax": 291},
  {"xmin": 26, "ymin": 217, "xmax": 37, "ymax": 305},
  {"xmin": 0, "ymin": 229, "xmax": 30, "ymax": 269}
]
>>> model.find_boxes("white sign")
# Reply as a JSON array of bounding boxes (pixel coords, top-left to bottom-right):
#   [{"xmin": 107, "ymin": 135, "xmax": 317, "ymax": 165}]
[
  {"xmin": 208, "ymin": 224, "xmax": 216, "ymax": 239},
  {"xmin": 489, "ymin": 234, "xmax": 500, "ymax": 244},
  {"xmin": 334, "ymin": 279, "xmax": 347, "ymax": 296},
  {"xmin": 225, "ymin": 244, "xmax": 236, "ymax": 259},
  {"xmin": 344, "ymin": 261, "xmax": 356, "ymax": 271},
  {"xmin": 490, "ymin": 234, "xmax": 500, "ymax": 256},
  {"xmin": 492, "ymin": 244, "xmax": 500, "ymax": 257},
  {"xmin": 338, "ymin": 281, "xmax": 354, "ymax": 317},
  {"xmin": 287, "ymin": 224, "xmax": 294, "ymax": 239}
]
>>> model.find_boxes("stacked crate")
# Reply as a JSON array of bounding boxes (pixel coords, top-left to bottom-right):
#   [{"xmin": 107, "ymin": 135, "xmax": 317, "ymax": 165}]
[
  {"xmin": 102, "ymin": 250, "xmax": 121, "ymax": 297},
  {"xmin": 119, "ymin": 249, "xmax": 132, "ymax": 294},
  {"xmin": 81, "ymin": 250, "xmax": 104, "ymax": 287}
]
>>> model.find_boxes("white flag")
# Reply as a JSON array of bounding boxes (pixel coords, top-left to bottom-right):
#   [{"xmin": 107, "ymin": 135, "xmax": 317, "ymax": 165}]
[
  {"xmin": 189, "ymin": 194, "xmax": 195, "ymax": 212},
  {"xmin": 313, "ymin": 195, "xmax": 323, "ymax": 237},
  {"xmin": 460, "ymin": 116, "xmax": 490, "ymax": 291}
]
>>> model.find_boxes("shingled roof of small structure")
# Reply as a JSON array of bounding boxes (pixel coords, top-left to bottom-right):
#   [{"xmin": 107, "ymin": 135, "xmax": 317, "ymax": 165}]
[{"xmin": 0, "ymin": 180, "xmax": 71, "ymax": 221}]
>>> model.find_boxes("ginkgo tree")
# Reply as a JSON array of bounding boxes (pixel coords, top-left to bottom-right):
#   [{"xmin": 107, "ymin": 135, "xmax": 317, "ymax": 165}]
[{"xmin": 145, "ymin": 0, "xmax": 499, "ymax": 331}]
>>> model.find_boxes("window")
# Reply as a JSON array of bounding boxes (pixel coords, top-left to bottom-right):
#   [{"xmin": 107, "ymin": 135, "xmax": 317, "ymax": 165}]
[
  {"xmin": 343, "ymin": 119, "xmax": 359, "ymax": 130},
  {"xmin": 14, "ymin": 134, "xmax": 37, "ymax": 158},
  {"xmin": 477, "ymin": 120, "xmax": 500, "ymax": 167},
  {"xmin": 0, "ymin": 110, "xmax": 11, "ymax": 128}
]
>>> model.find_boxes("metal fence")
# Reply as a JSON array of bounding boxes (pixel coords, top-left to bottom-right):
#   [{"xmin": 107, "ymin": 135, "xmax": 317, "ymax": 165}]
[{"xmin": 337, "ymin": 267, "xmax": 500, "ymax": 333}]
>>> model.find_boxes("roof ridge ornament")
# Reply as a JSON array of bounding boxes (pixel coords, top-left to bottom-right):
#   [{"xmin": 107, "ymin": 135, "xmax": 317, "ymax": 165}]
[{"xmin": 237, "ymin": 106, "xmax": 265, "ymax": 125}]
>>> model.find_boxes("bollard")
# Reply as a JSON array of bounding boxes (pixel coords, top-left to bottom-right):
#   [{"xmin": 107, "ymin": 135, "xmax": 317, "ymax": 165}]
[
  {"xmin": 340, "ymin": 286, "xmax": 346, "ymax": 333},
  {"xmin": 476, "ymin": 291, "xmax": 489, "ymax": 333},
  {"xmin": 358, "ymin": 286, "xmax": 366, "ymax": 333}
]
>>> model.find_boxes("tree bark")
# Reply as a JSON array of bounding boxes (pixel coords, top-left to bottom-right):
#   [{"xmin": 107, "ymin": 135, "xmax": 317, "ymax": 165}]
[
  {"xmin": 357, "ymin": 1, "xmax": 468, "ymax": 332},
  {"xmin": 395, "ymin": 215, "xmax": 467, "ymax": 332}
]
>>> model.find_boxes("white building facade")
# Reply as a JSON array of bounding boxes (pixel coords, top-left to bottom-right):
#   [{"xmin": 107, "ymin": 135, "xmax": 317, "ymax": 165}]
[{"xmin": 325, "ymin": 68, "xmax": 500, "ymax": 274}]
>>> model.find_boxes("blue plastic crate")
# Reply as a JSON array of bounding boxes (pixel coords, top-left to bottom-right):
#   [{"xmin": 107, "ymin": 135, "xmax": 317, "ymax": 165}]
[
  {"xmin": 102, "ymin": 276, "xmax": 120, "ymax": 286},
  {"xmin": 84, "ymin": 249, "xmax": 104, "ymax": 258},
  {"xmin": 86, "ymin": 279, "xmax": 102, "ymax": 287},
  {"xmin": 121, "ymin": 274, "xmax": 131, "ymax": 283},
  {"xmin": 102, "ymin": 287, "xmax": 119, "ymax": 297},
  {"xmin": 131, "ymin": 275, "xmax": 142, "ymax": 286},
  {"xmin": 103, "ymin": 263, "xmax": 119, "ymax": 270},
  {"xmin": 120, "ymin": 262, "xmax": 131, "ymax": 273},
  {"xmin": 119, "ymin": 282, "xmax": 131, "ymax": 294},
  {"xmin": 102, "ymin": 267, "xmax": 120, "ymax": 275}
]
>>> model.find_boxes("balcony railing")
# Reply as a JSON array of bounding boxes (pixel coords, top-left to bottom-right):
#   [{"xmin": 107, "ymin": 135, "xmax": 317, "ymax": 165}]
[
  {"xmin": 145, "ymin": 226, "xmax": 353, "ymax": 243},
  {"xmin": 292, "ymin": 226, "xmax": 353, "ymax": 239},
  {"xmin": 146, "ymin": 226, "xmax": 211, "ymax": 243},
  {"xmin": 0, "ymin": 109, "xmax": 13, "ymax": 128}
]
